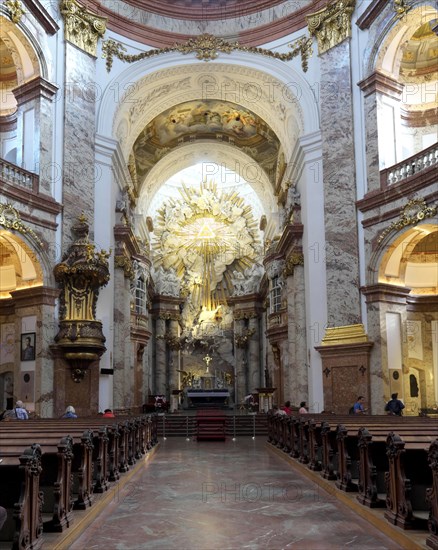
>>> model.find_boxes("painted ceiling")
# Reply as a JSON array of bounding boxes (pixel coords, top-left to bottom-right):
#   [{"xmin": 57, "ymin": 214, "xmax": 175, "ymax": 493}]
[{"xmin": 130, "ymin": 99, "xmax": 281, "ymax": 190}]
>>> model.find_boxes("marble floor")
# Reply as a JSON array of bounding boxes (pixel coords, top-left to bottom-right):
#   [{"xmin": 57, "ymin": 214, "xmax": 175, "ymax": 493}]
[{"xmin": 70, "ymin": 439, "xmax": 402, "ymax": 550}]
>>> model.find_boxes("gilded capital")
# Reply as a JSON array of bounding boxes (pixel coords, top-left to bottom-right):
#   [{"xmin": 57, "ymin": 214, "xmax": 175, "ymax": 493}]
[
  {"xmin": 60, "ymin": 0, "xmax": 107, "ymax": 57},
  {"xmin": 307, "ymin": 0, "xmax": 356, "ymax": 55},
  {"xmin": 5, "ymin": 0, "xmax": 25, "ymax": 23},
  {"xmin": 284, "ymin": 253, "xmax": 304, "ymax": 277},
  {"xmin": 115, "ymin": 255, "xmax": 135, "ymax": 279}
]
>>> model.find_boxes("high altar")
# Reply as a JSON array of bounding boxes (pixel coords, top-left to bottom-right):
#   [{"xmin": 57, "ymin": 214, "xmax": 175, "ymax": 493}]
[{"xmin": 184, "ymin": 354, "xmax": 231, "ymax": 408}]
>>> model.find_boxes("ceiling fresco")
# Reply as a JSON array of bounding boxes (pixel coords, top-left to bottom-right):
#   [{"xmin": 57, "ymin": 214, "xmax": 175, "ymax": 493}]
[
  {"xmin": 400, "ymin": 20, "xmax": 438, "ymax": 80},
  {"xmin": 131, "ymin": 99, "xmax": 281, "ymax": 190}
]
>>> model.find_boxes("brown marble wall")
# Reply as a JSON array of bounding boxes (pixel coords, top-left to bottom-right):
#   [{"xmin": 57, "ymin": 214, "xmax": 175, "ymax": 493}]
[
  {"xmin": 320, "ymin": 40, "xmax": 361, "ymax": 326},
  {"xmin": 62, "ymin": 43, "xmax": 97, "ymax": 245},
  {"xmin": 52, "ymin": 348, "xmax": 100, "ymax": 417},
  {"xmin": 316, "ymin": 343, "xmax": 373, "ymax": 414}
]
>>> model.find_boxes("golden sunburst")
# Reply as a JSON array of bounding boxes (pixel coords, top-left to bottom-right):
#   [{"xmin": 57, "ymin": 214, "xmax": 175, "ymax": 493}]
[{"xmin": 153, "ymin": 181, "xmax": 260, "ymax": 310}]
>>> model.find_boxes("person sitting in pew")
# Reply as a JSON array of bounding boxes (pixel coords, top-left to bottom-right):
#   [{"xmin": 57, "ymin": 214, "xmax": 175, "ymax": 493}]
[
  {"xmin": 299, "ymin": 401, "xmax": 308, "ymax": 414},
  {"xmin": 385, "ymin": 393, "xmax": 405, "ymax": 416},
  {"xmin": 62, "ymin": 405, "xmax": 77, "ymax": 418},
  {"xmin": 353, "ymin": 396, "xmax": 368, "ymax": 415},
  {"xmin": 102, "ymin": 408, "xmax": 115, "ymax": 418},
  {"xmin": 3, "ymin": 400, "xmax": 28, "ymax": 420}
]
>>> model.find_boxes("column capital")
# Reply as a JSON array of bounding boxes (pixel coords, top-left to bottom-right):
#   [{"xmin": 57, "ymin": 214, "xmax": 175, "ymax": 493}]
[
  {"xmin": 10, "ymin": 286, "xmax": 60, "ymax": 308},
  {"xmin": 361, "ymin": 283, "xmax": 411, "ymax": 304},
  {"xmin": 13, "ymin": 77, "xmax": 58, "ymax": 106},
  {"xmin": 307, "ymin": 0, "xmax": 356, "ymax": 55},
  {"xmin": 358, "ymin": 71, "xmax": 404, "ymax": 99},
  {"xmin": 60, "ymin": 0, "xmax": 107, "ymax": 57}
]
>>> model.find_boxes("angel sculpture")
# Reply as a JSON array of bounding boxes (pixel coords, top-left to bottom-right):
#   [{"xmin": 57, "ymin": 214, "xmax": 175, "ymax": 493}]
[{"xmin": 177, "ymin": 369, "xmax": 194, "ymax": 389}]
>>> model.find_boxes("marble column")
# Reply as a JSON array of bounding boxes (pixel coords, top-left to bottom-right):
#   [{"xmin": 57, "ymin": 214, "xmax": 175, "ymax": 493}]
[
  {"xmin": 155, "ymin": 317, "xmax": 167, "ymax": 395},
  {"xmin": 62, "ymin": 42, "xmax": 97, "ymax": 244},
  {"xmin": 113, "ymin": 266, "xmax": 131, "ymax": 410},
  {"xmin": 248, "ymin": 316, "xmax": 261, "ymax": 393},
  {"xmin": 286, "ymin": 264, "xmax": 309, "ymax": 407},
  {"xmin": 234, "ymin": 318, "xmax": 247, "ymax": 405},
  {"xmin": 11, "ymin": 287, "xmax": 59, "ymax": 417},
  {"xmin": 362, "ymin": 284, "xmax": 410, "ymax": 414},
  {"xmin": 320, "ymin": 40, "xmax": 361, "ymax": 326},
  {"xmin": 168, "ymin": 319, "xmax": 180, "ymax": 394}
]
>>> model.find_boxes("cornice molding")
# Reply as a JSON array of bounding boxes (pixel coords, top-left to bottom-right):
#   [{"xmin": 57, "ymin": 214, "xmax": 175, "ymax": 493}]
[
  {"xmin": 23, "ymin": 0, "xmax": 59, "ymax": 34},
  {"xmin": 10, "ymin": 286, "xmax": 60, "ymax": 307},
  {"xmin": 358, "ymin": 71, "xmax": 404, "ymax": 99},
  {"xmin": 13, "ymin": 76, "xmax": 58, "ymax": 105},
  {"xmin": 356, "ymin": 0, "xmax": 387, "ymax": 30},
  {"xmin": 361, "ymin": 283, "xmax": 411, "ymax": 304}
]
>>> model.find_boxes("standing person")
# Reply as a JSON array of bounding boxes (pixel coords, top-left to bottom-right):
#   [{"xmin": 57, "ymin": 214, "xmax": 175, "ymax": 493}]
[
  {"xmin": 298, "ymin": 401, "xmax": 308, "ymax": 414},
  {"xmin": 62, "ymin": 405, "xmax": 77, "ymax": 418},
  {"xmin": 353, "ymin": 396, "xmax": 367, "ymax": 415},
  {"xmin": 385, "ymin": 393, "xmax": 405, "ymax": 416}
]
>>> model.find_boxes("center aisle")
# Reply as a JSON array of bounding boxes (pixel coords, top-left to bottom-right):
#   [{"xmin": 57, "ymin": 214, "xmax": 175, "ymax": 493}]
[{"xmin": 70, "ymin": 439, "xmax": 401, "ymax": 549}]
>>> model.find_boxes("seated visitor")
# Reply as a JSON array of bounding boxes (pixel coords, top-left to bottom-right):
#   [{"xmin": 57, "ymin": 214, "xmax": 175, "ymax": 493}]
[
  {"xmin": 62, "ymin": 405, "xmax": 77, "ymax": 418},
  {"xmin": 281, "ymin": 400, "xmax": 292, "ymax": 415},
  {"xmin": 385, "ymin": 393, "xmax": 405, "ymax": 416},
  {"xmin": 3, "ymin": 400, "xmax": 28, "ymax": 420},
  {"xmin": 298, "ymin": 401, "xmax": 308, "ymax": 414},
  {"xmin": 102, "ymin": 408, "xmax": 115, "ymax": 418},
  {"xmin": 352, "ymin": 396, "xmax": 367, "ymax": 414}
]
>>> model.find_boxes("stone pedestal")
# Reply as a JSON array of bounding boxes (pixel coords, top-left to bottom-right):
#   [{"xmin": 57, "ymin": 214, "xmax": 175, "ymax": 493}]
[{"xmin": 316, "ymin": 325, "xmax": 373, "ymax": 414}]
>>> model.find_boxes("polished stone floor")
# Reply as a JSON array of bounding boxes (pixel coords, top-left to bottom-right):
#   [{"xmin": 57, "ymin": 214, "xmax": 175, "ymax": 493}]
[{"xmin": 70, "ymin": 439, "xmax": 402, "ymax": 550}]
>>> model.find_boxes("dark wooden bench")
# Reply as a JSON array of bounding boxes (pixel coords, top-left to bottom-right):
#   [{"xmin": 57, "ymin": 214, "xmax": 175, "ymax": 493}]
[
  {"xmin": 267, "ymin": 413, "xmax": 438, "ymax": 546},
  {"xmin": 0, "ymin": 414, "xmax": 157, "ymax": 548},
  {"xmin": 385, "ymin": 432, "xmax": 437, "ymax": 531},
  {"xmin": 0, "ymin": 444, "xmax": 44, "ymax": 550}
]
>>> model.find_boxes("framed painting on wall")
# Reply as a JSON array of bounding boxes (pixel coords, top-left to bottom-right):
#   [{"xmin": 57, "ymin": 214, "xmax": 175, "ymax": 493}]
[{"xmin": 21, "ymin": 333, "xmax": 36, "ymax": 361}]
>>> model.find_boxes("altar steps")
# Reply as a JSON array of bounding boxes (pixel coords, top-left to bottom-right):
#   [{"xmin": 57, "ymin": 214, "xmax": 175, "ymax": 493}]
[
  {"xmin": 156, "ymin": 413, "xmax": 268, "ymax": 438},
  {"xmin": 196, "ymin": 410, "xmax": 226, "ymax": 441}
]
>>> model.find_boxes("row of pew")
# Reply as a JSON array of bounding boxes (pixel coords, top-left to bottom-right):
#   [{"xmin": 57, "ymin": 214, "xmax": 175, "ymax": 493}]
[
  {"xmin": 0, "ymin": 414, "xmax": 158, "ymax": 549},
  {"xmin": 267, "ymin": 412, "xmax": 438, "ymax": 550}
]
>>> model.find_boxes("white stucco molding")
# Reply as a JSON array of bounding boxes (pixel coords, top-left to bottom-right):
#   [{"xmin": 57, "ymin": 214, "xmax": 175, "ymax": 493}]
[{"xmin": 96, "ymin": 51, "xmax": 320, "ymax": 159}]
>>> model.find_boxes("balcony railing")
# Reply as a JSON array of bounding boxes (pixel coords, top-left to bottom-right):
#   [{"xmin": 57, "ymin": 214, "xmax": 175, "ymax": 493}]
[
  {"xmin": 0, "ymin": 159, "xmax": 39, "ymax": 192},
  {"xmin": 380, "ymin": 142, "xmax": 438, "ymax": 187}
]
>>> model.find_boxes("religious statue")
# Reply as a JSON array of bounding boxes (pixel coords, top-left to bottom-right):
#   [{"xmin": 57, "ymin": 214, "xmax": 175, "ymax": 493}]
[
  {"xmin": 241, "ymin": 263, "xmax": 264, "ymax": 294},
  {"xmin": 231, "ymin": 270, "xmax": 245, "ymax": 295},
  {"xmin": 155, "ymin": 266, "xmax": 181, "ymax": 297}
]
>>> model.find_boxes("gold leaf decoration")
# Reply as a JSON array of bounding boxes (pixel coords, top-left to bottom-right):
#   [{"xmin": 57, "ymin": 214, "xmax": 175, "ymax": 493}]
[{"xmin": 102, "ymin": 34, "xmax": 313, "ymax": 73}]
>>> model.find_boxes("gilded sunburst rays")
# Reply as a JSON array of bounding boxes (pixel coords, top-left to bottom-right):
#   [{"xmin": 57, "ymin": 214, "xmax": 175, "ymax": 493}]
[{"xmin": 152, "ymin": 181, "xmax": 260, "ymax": 310}]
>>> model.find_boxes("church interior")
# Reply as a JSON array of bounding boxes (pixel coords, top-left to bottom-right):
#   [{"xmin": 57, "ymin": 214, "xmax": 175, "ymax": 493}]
[
  {"xmin": 0, "ymin": 0, "xmax": 436, "ymax": 418},
  {"xmin": 0, "ymin": 0, "xmax": 437, "ymax": 548}
]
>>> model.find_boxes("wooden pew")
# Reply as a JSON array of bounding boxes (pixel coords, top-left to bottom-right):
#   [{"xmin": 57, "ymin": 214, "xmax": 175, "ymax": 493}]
[
  {"xmin": 356, "ymin": 427, "xmax": 438, "ymax": 509},
  {"xmin": 0, "ymin": 444, "xmax": 44, "ymax": 550},
  {"xmin": 385, "ymin": 432, "xmax": 436, "ymax": 530},
  {"xmin": 1, "ymin": 429, "xmax": 95, "ymax": 512},
  {"xmin": 426, "ymin": 439, "xmax": 438, "ymax": 550}
]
